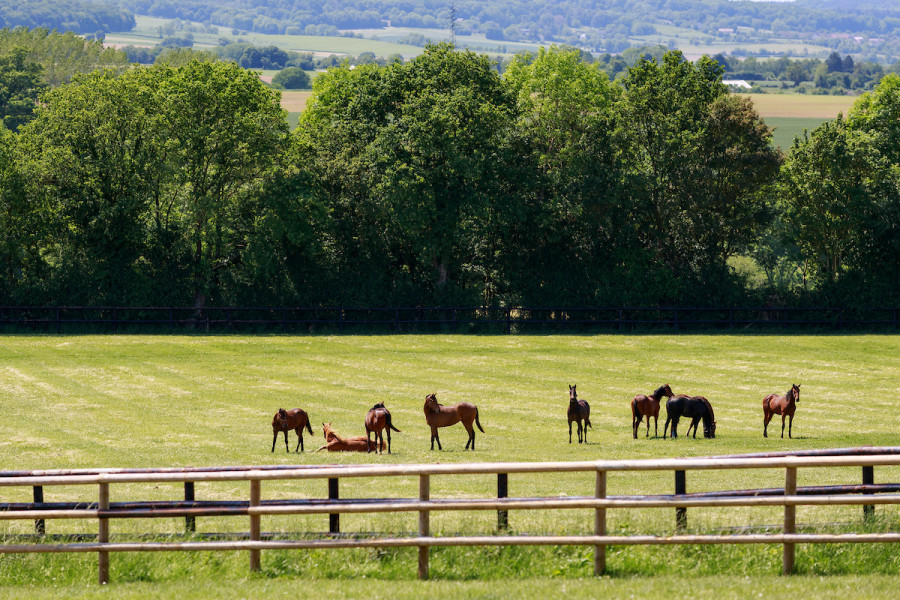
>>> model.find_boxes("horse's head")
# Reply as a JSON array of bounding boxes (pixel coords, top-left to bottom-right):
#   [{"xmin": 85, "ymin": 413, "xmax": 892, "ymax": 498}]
[
  {"xmin": 704, "ymin": 420, "xmax": 717, "ymax": 439},
  {"xmin": 655, "ymin": 384, "xmax": 674, "ymax": 399},
  {"xmin": 371, "ymin": 402, "xmax": 386, "ymax": 411},
  {"xmin": 274, "ymin": 408, "xmax": 289, "ymax": 428},
  {"xmin": 424, "ymin": 393, "xmax": 439, "ymax": 413},
  {"xmin": 322, "ymin": 422, "xmax": 334, "ymax": 437},
  {"xmin": 791, "ymin": 383, "xmax": 800, "ymax": 402},
  {"xmin": 569, "ymin": 385, "xmax": 577, "ymax": 402}
]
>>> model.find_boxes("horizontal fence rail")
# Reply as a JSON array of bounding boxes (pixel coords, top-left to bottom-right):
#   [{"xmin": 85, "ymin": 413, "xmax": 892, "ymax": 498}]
[
  {"xmin": 1, "ymin": 447, "xmax": 899, "ymax": 584},
  {"xmin": 0, "ymin": 306, "xmax": 897, "ymax": 333}
]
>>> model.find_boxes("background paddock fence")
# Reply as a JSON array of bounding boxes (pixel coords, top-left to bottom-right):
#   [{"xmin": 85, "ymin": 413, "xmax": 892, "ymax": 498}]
[
  {"xmin": 0, "ymin": 305, "xmax": 897, "ymax": 333},
  {"xmin": 1, "ymin": 447, "xmax": 899, "ymax": 584}
]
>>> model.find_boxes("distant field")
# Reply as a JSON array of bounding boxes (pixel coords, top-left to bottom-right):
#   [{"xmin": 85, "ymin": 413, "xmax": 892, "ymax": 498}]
[
  {"xmin": 740, "ymin": 94, "xmax": 856, "ymax": 119},
  {"xmin": 736, "ymin": 94, "xmax": 857, "ymax": 149}
]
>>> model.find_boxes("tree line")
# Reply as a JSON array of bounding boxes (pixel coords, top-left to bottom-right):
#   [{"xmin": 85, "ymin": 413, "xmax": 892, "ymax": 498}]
[{"xmin": 1, "ymin": 43, "xmax": 898, "ymax": 310}]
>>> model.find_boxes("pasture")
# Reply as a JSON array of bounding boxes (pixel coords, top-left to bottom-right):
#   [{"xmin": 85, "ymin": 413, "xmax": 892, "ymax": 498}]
[
  {"xmin": 0, "ymin": 334, "xmax": 898, "ymax": 597},
  {"xmin": 740, "ymin": 93, "xmax": 857, "ymax": 149}
]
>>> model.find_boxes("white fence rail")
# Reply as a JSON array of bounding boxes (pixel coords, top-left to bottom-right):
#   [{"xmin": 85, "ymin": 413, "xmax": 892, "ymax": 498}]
[{"xmin": 2, "ymin": 450, "xmax": 899, "ymax": 584}]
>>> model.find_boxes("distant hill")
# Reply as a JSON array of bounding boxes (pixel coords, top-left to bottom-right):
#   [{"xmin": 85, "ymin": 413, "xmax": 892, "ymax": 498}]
[
  {"xmin": 0, "ymin": 0, "xmax": 135, "ymax": 34},
  {"xmin": 113, "ymin": 0, "xmax": 900, "ymax": 59}
]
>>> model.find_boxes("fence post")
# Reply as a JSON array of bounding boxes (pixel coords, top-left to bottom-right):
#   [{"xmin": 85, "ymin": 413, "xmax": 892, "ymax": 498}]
[
  {"xmin": 783, "ymin": 466, "xmax": 797, "ymax": 575},
  {"xmin": 594, "ymin": 469, "xmax": 607, "ymax": 576},
  {"xmin": 98, "ymin": 482, "xmax": 110, "ymax": 585},
  {"xmin": 249, "ymin": 480, "xmax": 261, "ymax": 572},
  {"xmin": 862, "ymin": 465, "xmax": 875, "ymax": 521},
  {"xmin": 328, "ymin": 478, "xmax": 340, "ymax": 534},
  {"xmin": 33, "ymin": 486, "xmax": 45, "ymax": 536},
  {"xmin": 675, "ymin": 470, "xmax": 687, "ymax": 530},
  {"xmin": 418, "ymin": 474, "xmax": 430, "ymax": 580},
  {"xmin": 497, "ymin": 473, "xmax": 508, "ymax": 531},
  {"xmin": 185, "ymin": 482, "xmax": 196, "ymax": 533}
]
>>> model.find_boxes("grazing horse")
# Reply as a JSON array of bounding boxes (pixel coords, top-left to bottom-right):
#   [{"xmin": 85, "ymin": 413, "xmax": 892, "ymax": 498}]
[
  {"xmin": 664, "ymin": 395, "xmax": 716, "ymax": 439},
  {"xmin": 631, "ymin": 384, "xmax": 674, "ymax": 439},
  {"xmin": 423, "ymin": 393, "xmax": 484, "ymax": 450},
  {"xmin": 316, "ymin": 422, "xmax": 383, "ymax": 452},
  {"xmin": 763, "ymin": 384, "xmax": 800, "ymax": 438},
  {"xmin": 271, "ymin": 408, "xmax": 314, "ymax": 453},
  {"xmin": 567, "ymin": 385, "xmax": 592, "ymax": 444},
  {"xmin": 365, "ymin": 402, "xmax": 401, "ymax": 454}
]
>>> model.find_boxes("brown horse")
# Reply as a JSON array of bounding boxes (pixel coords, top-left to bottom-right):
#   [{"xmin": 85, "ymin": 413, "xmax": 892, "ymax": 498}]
[
  {"xmin": 567, "ymin": 385, "xmax": 592, "ymax": 444},
  {"xmin": 271, "ymin": 408, "xmax": 314, "ymax": 453},
  {"xmin": 763, "ymin": 384, "xmax": 800, "ymax": 438},
  {"xmin": 316, "ymin": 422, "xmax": 384, "ymax": 452},
  {"xmin": 365, "ymin": 402, "xmax": 401, "ymax": 454},
  {"xmin": 631, "ymin": 384, "xmax": 674, "ymax": 439},
  {"xmin": 423, "ymin": 393, "xmax": 484, "ymax": 450}
]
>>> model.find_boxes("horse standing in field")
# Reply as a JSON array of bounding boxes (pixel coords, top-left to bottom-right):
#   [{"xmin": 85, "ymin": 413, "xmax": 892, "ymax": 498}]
[
  {"xmin": 664, "ymin": 395, "xmax": 716, "ymax": 439},
  {"xmin": 423, "ymin": 393, "xmax": 484, "ymax": 450},
  {"xmin": 567, "ymin": 385, "xmax": 592, "ymax": 444},
  {"xmin": 763, "ymin": 384, "xmax": 800, "ymax": 438},
  {"xmin": 271, "ymin": 408, "xmax": 314, "ymax": 453},
  {"xmin": 631, "ymin": 384, "xmax": 674, "ymax": 439},
  {"xmin": 317, "ymin": 422, "xmax": 384, "ymax": 452},
  {"xmin": 365, "ymin": 402, "xmax": 401, "ymax": 454}
]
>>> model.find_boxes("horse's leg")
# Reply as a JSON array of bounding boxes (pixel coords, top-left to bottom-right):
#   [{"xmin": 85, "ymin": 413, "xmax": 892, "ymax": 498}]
[
  {"xmin": 582, "ymin": 417, "xmax": 587, "ymax": 443},
  {"xmin": 645, "ymin": 415, "xmax": 650, "ymax": 438},
  {"xmin": 653, "ymin": 415, "xmax": 658, "ymax": 438},
  {"xmin": 366, "ymin": 427, "xmax": 373, "ymax": 453},
  {"xmin": 788, "ymin": 413, "xmax": 793, "ymax": 439},
  {"xmin": 569, "ymin": 419, "xmax": 573, "ymax": 444},
  {"xmin": 386, "ymin": 427, "xmax": 392, "ymax": 454},
  {"xmin": 763, "ymin": 410, "xmax": 770, "ymax": 438},
  {"xmin": 464, "ymin": 423, "xmax": 475, "ymax": 450},
  {"xmin": 633, "ymin": 415, "xmax": 640, "ymax": 439},
  {"xmin": 294, "ymin": 428, "xmax": 302, "ymax": 453},
  {"xmin": 577, "ymin": 420, "xmax": 582, "ymax": 444},
  {"xmin": 272, "ymin": 431, "xmax": 278, "ymax": 453},
  {"xmin": 781, "ymin": 414, "xmax": 786, "ymax": 439},
  {"xmin": 283, "ymin": 431, "xmax": 289, "ymax": 453},
  {"xmin": 431, "ymin": 426, "xmax": 441, "ymax": 451}
]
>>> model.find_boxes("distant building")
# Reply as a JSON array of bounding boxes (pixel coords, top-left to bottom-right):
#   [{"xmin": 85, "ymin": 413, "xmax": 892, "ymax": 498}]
[{"xmin": 723, "ymin": 79, "xmax": 752, "ymax": 89}]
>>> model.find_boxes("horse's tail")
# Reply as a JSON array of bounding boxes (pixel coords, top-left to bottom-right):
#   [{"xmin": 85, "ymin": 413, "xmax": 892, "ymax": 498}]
[
  {"xmin": 584, "ymin": 402, "xmax": 592, "ymax": 429},
  {"xmin": 475, "ymin": 408, "xmax": 484, "ymax": 433},
  {"xmin": 305, "ymin": 420, "xmax": 314, "ymax": 436},
  {"xmin": 387, "ymin": 412, "xmax": 401, "ymax": 433}
]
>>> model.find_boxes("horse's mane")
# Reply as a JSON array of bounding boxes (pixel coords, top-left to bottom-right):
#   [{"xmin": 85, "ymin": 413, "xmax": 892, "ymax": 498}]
[
  {"xmin": 652, "ymin": 385, "xmax": 668, "ymax": 398},
  {"xmin": 700, "ymin": 397, "xmax": 715, "ymax": 422},
  {"xmin": 323, "ymin": 424, "xmax": 346, "ymax": 444}
]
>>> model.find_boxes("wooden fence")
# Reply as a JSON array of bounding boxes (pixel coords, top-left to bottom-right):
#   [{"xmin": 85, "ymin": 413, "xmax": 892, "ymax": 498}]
[
  {"xmin": 2, "ymin": 448, "xmax": 900, "ymax": 584},
  {"xmin": 1, "ymin": 305, "xmax": 898, "ymax": 333}
]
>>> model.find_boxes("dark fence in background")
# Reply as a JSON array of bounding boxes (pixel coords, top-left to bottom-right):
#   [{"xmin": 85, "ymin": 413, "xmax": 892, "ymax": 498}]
[{"xmin": 0, "ymin": 306, "xmax": 897, "ymax": 334}]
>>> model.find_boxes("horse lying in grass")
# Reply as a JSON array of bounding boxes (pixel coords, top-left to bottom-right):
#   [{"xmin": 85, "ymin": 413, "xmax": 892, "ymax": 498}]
[
  {"xmin": 365, "ymin": 402, "xmax": 401, "ymax": 454},
  {"xmin": 423, "ymin": 393, "xmax": 484, "ymax": 450},
  {"xmin": 271, "ymin": 408, "xmax": 314, "ymax": 453},
  {"xmin": 316, "ymin": 422, "xmax": 384, "ymax": 452}
]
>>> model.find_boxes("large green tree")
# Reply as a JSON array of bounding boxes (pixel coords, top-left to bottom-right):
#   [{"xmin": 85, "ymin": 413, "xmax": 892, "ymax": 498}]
[
  {"xmin": 16, "ymin": 60, "xmax": 289, "ymax": 305},
  {"xmin": 0, "ymin": 46, "xmax": 45, "ymax": 131},
  {"xmin": 618, "ymin": 51, "xmax": 781, "ymax": 302},
  {"xmin": 503, "ymin": 46, "xmax": 627, "ymax": 305},
  {"xmin": 296, "ymin": 44, "xmax": 516, "ymax": 305}
]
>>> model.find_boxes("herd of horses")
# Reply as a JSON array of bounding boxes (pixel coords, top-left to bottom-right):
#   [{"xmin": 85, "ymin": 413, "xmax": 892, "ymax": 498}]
[{"xmin": 271, "ymin": 383, "xmax": 800, "ymax": 453}]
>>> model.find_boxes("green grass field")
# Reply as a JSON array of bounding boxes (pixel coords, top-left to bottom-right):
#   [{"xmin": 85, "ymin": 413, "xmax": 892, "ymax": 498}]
[{"xmin": 0, "ymin": 334, "xmax": 898, "ymax": 596}]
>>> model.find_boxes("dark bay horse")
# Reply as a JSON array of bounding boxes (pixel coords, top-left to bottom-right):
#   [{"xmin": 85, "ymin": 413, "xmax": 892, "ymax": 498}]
[
  {"xmin": 271, "ymin": 408, "xmax": 314, "ymax": 453},
  {"xmin": 664, "ymin": 395, "xmax": 716, "ymax": 439},
  {"xmin": 631, "ymin": 384, "xmax": 674, "ymax": 439},
  {"xmin": 365, "ymin": 402, "xmax": 401, "ymax": 454},
  {"xmin": 567, "ymin": 385, "xmax": 592, "ymax": 443},
  {"xmin": 763, "ymin": 384, "xmax": 800, "ymax": 438},
  {"xmin": 423, "ymin": 393, "xmax": 484, "ymax": 450}
]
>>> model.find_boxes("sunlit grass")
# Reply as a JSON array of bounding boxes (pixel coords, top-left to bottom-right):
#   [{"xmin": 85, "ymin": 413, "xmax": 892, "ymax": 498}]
[{"xmin": 0, "ymin": 334, "xmax": 897, "ymax": 594}]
